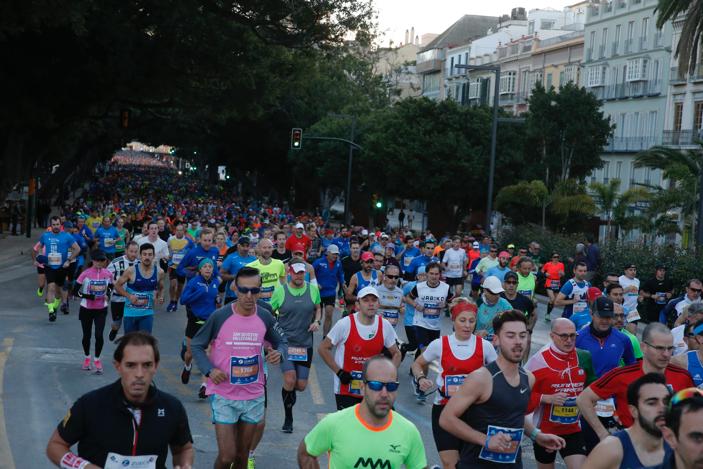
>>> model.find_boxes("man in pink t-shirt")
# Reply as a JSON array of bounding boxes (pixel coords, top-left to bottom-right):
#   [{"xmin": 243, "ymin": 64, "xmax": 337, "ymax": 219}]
[{"xmin": 191, "ymin": 266, "xmax": 287, "ymax": 469}]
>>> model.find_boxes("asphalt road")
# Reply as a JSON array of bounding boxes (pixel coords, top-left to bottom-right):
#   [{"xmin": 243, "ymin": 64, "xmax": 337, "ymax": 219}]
[{"xmin": 0, "ymin": 251, "xmax": 563, "ymax": 468}]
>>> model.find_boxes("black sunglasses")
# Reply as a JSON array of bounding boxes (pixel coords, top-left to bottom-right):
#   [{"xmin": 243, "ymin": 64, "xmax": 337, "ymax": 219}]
[
  {"xmin": 385, "ymin": 274, "xmax": 399, "ymax": 279},
  {"xmin": 237, "ymin": 286, "xmax": 261, "ymax": 295}
]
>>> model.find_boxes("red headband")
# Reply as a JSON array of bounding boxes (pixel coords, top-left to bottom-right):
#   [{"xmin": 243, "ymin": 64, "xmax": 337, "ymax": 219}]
[{"xmin": 450, "ymin": 302, "xmax": 478, "ymax": 320}]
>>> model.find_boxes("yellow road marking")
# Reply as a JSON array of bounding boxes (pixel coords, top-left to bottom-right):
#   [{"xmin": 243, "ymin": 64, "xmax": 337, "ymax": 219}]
[
  {"xmin": 308, "ymin": 364, "xmax": 325, "ymax": 405},
  {"xmin": 0, "ymin": 337, "xmax": 16, "ymax": 469}
]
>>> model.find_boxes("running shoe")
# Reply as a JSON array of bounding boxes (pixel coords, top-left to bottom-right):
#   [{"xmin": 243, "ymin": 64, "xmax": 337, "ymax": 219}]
[
  {"xmin": 60, "ymin": 303, "xmax": 69, "ymax": 315},
  {"xmin": 108, "ymin": 328, "xmax": 118, "ymax": 342},
  {"xmin": 82, "ymin": 357, "xmax": 91, "ymax": 370},
  {"xmin": 544, "ymin": 313, "xmax": 551, "ymax": 322},
  {"xmin": 282, "ymin": 417, "xmax": 293, "ymax": 433},
  {"xmin": 198, "ymin": 384, "xmax": 207, "ymax": 399},
  {"xmin": 247, "ymin": 456, "xmax": 256, "ymax": 469},
  {"xmin": 49, "ymin": 311, "xmax": 57, "ymax": 322},
  {"xmin": 181, "ymin": 366, "xmax": 191, "ymax": 384},
  {"xmin": 94, "ymin": 359, "xmax": 103, "ymax": 374},
  {"xmin": 36, "ymin": 287, "xmax": 43, "ymax": 297}
]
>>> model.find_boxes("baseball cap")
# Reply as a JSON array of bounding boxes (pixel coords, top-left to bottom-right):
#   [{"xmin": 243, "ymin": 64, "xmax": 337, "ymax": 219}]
[
  {"xmin": 63, "ymin": 221, "xmax": 74, "ymax": 229},
  {"xmin": 482, "ymin": 276, "xmax": 504, "ymax": 294},
  {"xmin": 295, "ymin": 222, "xmax": 304, "ymax": 229},
  {"xmin": 91, "ymin": 250, "xmax": 107, "ymax": 261},
  {"xmin": 289, "ymin": 261, "xmax": 306, "ymax": 273},
  {"xmin": 326, "ymin": 244, "xmax": 340, "ymax": 254},
  {"xmin": 361, "ymin": 251, "xmax": 374, "ymax": 262},
  {"xmin": 385, "ymin": 243, "xmax": 396, "ymax": 251},
  {"xmin": 504, "ymin": 271, "xmax": 518, "ymax": 282},
  {"xmin": 472, "ymin": 241, "xmax": 480, "ymax": 249},
  {"xmin": 594, "ymin": 297, "xmax": 614, "ymax": 317},
  {"xmin": 292, "ymin": 248, "xmax": 304, "ymax": 255},
  {"xmin": 238, "ymin": 236, "xmax": 250, "ymax": 245},
  {"xmin": 498, "ymin": 251, "xmax": 510, "ymax": 258},
  {"xmin": 587, "ymin": 286, "xmax": 602, "ymax": 303},
  {"xmin": 357, "ymin": 286, "xmax": 379, "ymax": 299},
  {"xmin": 361, "ymin": 229, "xmax": 369, "ymax": 236},
  {"xmin": 381, "ymin": 233, "xmax": 389, "ymax": 239},
  {"xmin": 507, "ymin": 244, "xmax": 515, "ymax": 249}
]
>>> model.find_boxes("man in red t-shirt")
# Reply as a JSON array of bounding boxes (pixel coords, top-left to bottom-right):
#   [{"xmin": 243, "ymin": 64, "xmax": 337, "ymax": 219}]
[
  {"xmin": 286, "ymin": 222, "xmax": 311, "ymax": 260},
  {"xmin": 577, "ymin": 323, "xmax": 694, "ymax": 441}
]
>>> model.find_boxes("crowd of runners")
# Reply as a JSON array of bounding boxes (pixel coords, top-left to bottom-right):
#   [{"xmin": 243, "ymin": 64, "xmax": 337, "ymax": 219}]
[{"xmin": 31, "ymin": 165, "xmax": 703, "ymax": 469}]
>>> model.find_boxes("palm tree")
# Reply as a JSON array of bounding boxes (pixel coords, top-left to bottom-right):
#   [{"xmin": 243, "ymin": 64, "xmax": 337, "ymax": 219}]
[
  {"xmin": 590, "ymin": 179, "xmax": 650, "ymax": 240},
  {"xmin": 634, "ymin": 144, "xmax": 702, "ymax": 244},
  {"xmin": 656, "ymin": 0, "xmax": 703, "ymax": 74}
]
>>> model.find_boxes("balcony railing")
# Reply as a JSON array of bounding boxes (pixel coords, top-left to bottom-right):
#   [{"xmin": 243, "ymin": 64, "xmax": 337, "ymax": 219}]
[
  {"xmin": 624, "ymin": 38, "xmax": 633, "ymax": 54},
  {"xmin": 592, "ymin": 80, "xmax": 661, "ymax": 100},
  {"xmin": 585, "ymin": 48, "xmax": 593, "ymax": 61},
  {"xmin": 692, "ymin": 65, "xmax": 703, "ymax": 81},
  {"xmin": 598, "ymin": 44, "xmax": 606, "ymax": 58},
  {"xmin": 670, "ymin": 67, "xmax": 687, "ymax": 84},
  {"xmin": 603, "ymin": 136, "xmax": 657, "ymax": 152},
  {"xmin": 611, "ymin": 42, "xmax": 619, "ymax": 56},
  {"xmin": 654, "ymin": 31, "xmax": 663, "ymax": 47},
  {"xmin": 663, "ymin": 130, "xmax": 700, "ymax": 146},
  {"xmin": 499, "ymin": 94, "xmax": 516, "ymax": 105}
]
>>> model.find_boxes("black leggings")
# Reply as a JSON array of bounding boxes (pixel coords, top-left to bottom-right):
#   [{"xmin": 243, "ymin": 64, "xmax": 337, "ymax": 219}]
[{"xmin": 79, "ymin": 307, "xmax": 107, "ymax": 357}]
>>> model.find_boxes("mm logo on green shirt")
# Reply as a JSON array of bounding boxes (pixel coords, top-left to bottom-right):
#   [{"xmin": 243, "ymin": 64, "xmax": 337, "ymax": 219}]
[{"xmin": 354, "ymin": 458, "xmax": 391, "ymax": 469}]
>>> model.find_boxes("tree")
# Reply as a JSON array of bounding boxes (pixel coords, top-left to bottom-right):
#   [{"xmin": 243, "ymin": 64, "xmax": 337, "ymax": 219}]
[
  {"xmin": 495, "ymin": 180, "xmax": 549, "ymax": 226},
  {"xmin": 656, "ymin": 0, "xmax": 703, "ymax": 74},
  {"xmin": 589, "ymin": 179, "xmax": 651, "ymax": 240},
  {"xmin": 524, "ymin": 83, "xmax": 614, "ymax": 188}
]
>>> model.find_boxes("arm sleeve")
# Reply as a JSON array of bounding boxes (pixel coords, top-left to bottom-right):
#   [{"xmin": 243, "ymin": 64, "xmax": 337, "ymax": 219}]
[
  {"xmin": 303, "ymin": 414, "xmax": 335, "ymax": 457},
  {"xmin": 56, "ymin": 396, "xmax": 87, "ymax": 445},
  {"xmin": 622, "ymin": 335, "xmax": 636, "ymax": 365},
  {"xmin": 179, "ymin": 279, "xmax": 203, "ymax": 306}
]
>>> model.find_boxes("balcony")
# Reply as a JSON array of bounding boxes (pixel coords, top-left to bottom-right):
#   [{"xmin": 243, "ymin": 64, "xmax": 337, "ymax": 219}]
[
  {"xmin": 598, "ymin": 80, "xmax": 662, "ymax": 100},
  {"xmin": 598, "ymin": 44, "xmax": 606, "ymax": 58},
  {"xmin": 499, "ymin": 94, "xmax": 516, "ymax": 105},
  {"xmin": 692, "ymin": 65, "xmax": 703, "ymax": 82},
  {"xmin": 603, "ymin": 136, "xmax": 657, "ymax": 153},
  {"xmin": 611, "ymin": 42, "xmax": 619, "ymax": 56},
  {"xmin": 624, "ymin": 38, "xmax": 633, "ymax": 54},
  {"xmin": 663, "ymin": 130, "xmax": 700, "ymax": 146},
  {"xmin": 639, "ymin": 36, "xmax": 648, "ymax": 51},
  {"xmin": 670, "ymin": 67, "xmax": 687, "ymax": 84}
]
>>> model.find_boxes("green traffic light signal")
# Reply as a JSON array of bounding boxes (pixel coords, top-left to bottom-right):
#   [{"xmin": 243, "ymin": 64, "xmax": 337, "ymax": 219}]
[{"xmin": 375, "ymin": 201, "xmax": 382, "ymax": 208}]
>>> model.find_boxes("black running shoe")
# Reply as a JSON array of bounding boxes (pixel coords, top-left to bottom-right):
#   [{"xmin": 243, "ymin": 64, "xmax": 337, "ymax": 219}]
[
  {"xmin": 61, "ymin": 303, "xmax": 69, "ymax": 315},
  {"xmin": 108, "ymin": 328, "xmax": 118, "ymax": 342},
  {"xmin": 282, "ymin": 417, "xmax": 293, "ymax": 433},
  {"xmin": 181, "ymin": 366, "xmax": 191, "ymax": 384},
  {"xmin": 49, "ymin": 311, "xmax": 57, "ymax": 322},
  {"xmin": 198, "ymin": 384, "xmax": 207, "ymax": 399}
]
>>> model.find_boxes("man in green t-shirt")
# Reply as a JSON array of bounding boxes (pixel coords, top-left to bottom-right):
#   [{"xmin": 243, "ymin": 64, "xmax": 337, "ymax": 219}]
[{"xmin": 297, "ymin": 356, "xmax": 427, "ymax": 469}]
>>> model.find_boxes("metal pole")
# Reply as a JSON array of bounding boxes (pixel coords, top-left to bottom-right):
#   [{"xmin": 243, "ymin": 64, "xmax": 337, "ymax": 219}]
[
  {"xmin": 486, "ymin": 67, "xmax": 500, "ymax": 235},
  {"xmin": 344, "ymin": 117, "xmax": 356, "ymax": 226},
  {"xmin": 697, "ymin": 157, "xmax": 703, "ymax": 247}
]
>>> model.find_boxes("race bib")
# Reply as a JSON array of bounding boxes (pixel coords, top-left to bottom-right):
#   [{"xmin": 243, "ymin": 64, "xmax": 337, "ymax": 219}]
[
  {"xmin": 260, "ymin": 286, "xmax": 274, "ymax": 300},
  {"xmin": 381, "ymin": 309, "xmax": 399, "ymax": 324},
  {"xmin": 626, "ymin": 308, "xmax": 641, "ymax": 323},
  {"xmin": 48, "ymin": 252, "xmax": 62, "ymax": 267},
  {"xmin": 549, "ymin": 397, "xmax": 579, "ymax": 424},
  {"xmin": 104, "ymin": 237, "xmax": 114, "ymax": 247},
  {"xmin": 549, "ymin": 280, "xmax": 560, "ymax": 289},
  {"xmin": 287, "ymin": 346, "xmax": 308, "ymax": 362},
  {"xmin": 171, "ymin": 252, "xmax": 185, "ymax": 264},
  {"xmin": 423, "ymin": 304, "xmax": 440, "ymax": 319},
  {"xmin": 88, "ymin": 280, "xmax": 108, "ymax": 297},
  {"xmin": 479, "ymin": 425, "xmax": 523, "ymax": 464},
  {"xmin": 404, "ymin": 256, "xmax": 414, "ymax": 267},
  {"xmin": 573, "ymin": 301, "xmax": 587, "ymax": 313},
  {"xmin": 348, "ymin": 370, "xmax": 363, "ymax": 395},
  {"xmin": 105, "ymin": 453, "xmax": 157, "ymax": 469},
  {"xmin": 655, "ymin": 292, "xmax": 668, "ymax": 305},
  {"xmin": 230, "ymin": 355, "xmax": 260, "ymax": 385},
  {"xmin": 130, "ymin": 293, "xmax": 151, "ymax": 309},
  {"xmin": 444, "ymin": 374, "xmax": 466, "ymax": 398},
  {"xmin": 595, "ymin": 397, "xmax": 616, "ymax": 417}
]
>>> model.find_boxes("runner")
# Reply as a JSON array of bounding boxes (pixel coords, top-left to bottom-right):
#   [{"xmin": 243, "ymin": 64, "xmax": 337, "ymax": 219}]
[
  {"xmin": 609, "ymin": 283, "xmax": 644, "ymax": 360},
  {"xmin": 657, "ymin": 387, "xmax": 703, "ymax": 469},
  {"xmin": 439, "ymin": 310, "xmax": 565, "ymax": 468},
  {"xmin": 542, "ymin": 252, "xmax": 565, "ymax": 322},
  {"xmin": 94, "ymin": 216, "xmax": 119, "ymax": 260},
  {"xmin": 619, "ymin": 263, "xmax": 641, "ymax": 315},
  {"xmin": 46, "ymin": 332, "xmax": 194, "ymax": 469},
  {"xmin": 220, "ymin": 237, "xmax": 256, "ymax": 304},
  {"xmin": 404, "ymin": 262, "xmax": 453, "ymax": 367},
  {"xmin": 525, "ymin": 318, "xmax": 588, "ymax": 469},
  {"xmin": 179, "ymin": 258, "xmax": 220, "ymax": 399},
  {"xmin": 660, "ymin": 278, "xmax": 703, "ymax": 328},
  {"xmin": 555, "ymin": 261, "xmax": 591, "ymax": 329},
  {"xmin": 376, "ymin": 264, "xmax": 404, "ymax": 330},
  {"xmin": 400, "ymin": 266, "xmax": 426, "ymax": 362},
  {"xmin": 73, "ymin": 250, "xmax": 113, "ymax": 374},
  {"xmin": 318, "ymin": 286, "xmax": 401, "ymax": 410},
  {"xmin": 485, "ymin": 250, "xmax": 511, "ymax": 282},
  {"xmin": 474, "ymin": 245, "xmax": 499, "ymax": 279},
  {"xmin": 475, "ymin": 276, "xmax": 513, "ymax": 341},
  {"xmin": 246, "ymin": 238, "xmax": 286, "ymax": 303},
  {"xmin": 412, "ymin": 299, "xmax": 497, "ymax": 468},
  {"xmin": 191, "ymin": 266, "xmax": 287, "ymax": 469},
  {"xmin": 297, "ymin": 357, "xmax": 427, "ymax": 468},
  {"xmin": 398, "ymin": 234, "xmax": 421, "ymax": 281},
  {"xmin": 312, "ymin": 244, "xmax": 345, "ymax": 337},
  {"xmin": 346, "ymin": 251, "xmax": 381, "ymax": 304},
  {"xmin": 577, "ymin": 323, "xmax": 694, "ymax": 448},
  {"xmin": 113, "ymin": 216, "xmax": 130, "ymax": 258},
  {"xmin": 271, "ymin": 231, "xmax": 292, "ymax": 264},
  {"xmin": 583, "ymin": 373, "xmax": 671, "ymax": 469},
  {"xmin": 285, "ymin": 222, "xmax": 311, "ymax": 260},
  {"xmin": 672, "ymin": 319, "xmax": 703, "ymax": 386},
  {"xmin": 501, "ymin": 272, "xmax": 536, "ymax": 332},
  {"xmin": 176, "ymin": 228, "xmax": 219, "ymax": 281},
  {"xmin": 114, "ymin": 243, "xmax": 166, "ymax": 334},
  {"xmin": 442, "ymin": 236, "xmax": 468, "ymax": 297},
  {"xmin": 166, "ymin": 223, "xmax": 193, "ymax": 312},
  {"xmin": 107, "ymin": 241, "xmax": 139, "ymax": 341},
  {"xmin": 38, "ymin": 215, "xmax": 80, "ymax": 321},
  {"xmin": 405, "ymin": 240, "xmax": 438, "ymax": 281},
  {"xmin": 641, "ymin": 264, "xmax": 674, "ymax": 324},
  {"xmin": 515, "ymin": 257, "xmax": 537, "ymax": 301},
  {"xmin": 269, "ymin": 260, "xmax": 322, "ymax": 433}
]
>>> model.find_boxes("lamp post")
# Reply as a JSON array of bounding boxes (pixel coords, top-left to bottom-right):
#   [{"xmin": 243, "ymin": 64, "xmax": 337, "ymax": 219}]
[{"xmin": 455, "ymin": 64, "xmax": 500, "ymax": 235}]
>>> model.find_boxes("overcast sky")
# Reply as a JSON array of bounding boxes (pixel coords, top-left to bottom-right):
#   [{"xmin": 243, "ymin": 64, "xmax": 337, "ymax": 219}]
[{"xmin": 374, "ymin": 0, "xmax": 577, "ymax": 46}]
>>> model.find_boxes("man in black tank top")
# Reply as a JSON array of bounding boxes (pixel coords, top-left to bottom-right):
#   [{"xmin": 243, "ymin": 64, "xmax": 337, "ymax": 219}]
[
  {"xmin": 439, "ymin": 310, "xmax": 565, "ymax": 468},
  {"xmin": 582, "ymin": 373, "xmax": 670, "ymax": 469}
]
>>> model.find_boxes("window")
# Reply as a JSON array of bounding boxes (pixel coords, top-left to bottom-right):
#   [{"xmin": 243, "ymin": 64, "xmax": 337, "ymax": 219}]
[
  {"xmin": 627, "ymin": 21, "xmax": 634, "ymax": 40},
  {"xmin": 694, "ymin": 101, "xmax": 703, "ymax": 131},
  {"xmin": 587, "ymin": 66, "xmax": 606, "ymax": 86},
  {"xmin": 601, "ymin": 28, "xmax": 608, "ymax": 53},
  {"xmin": 642, "ymin": 17, "xmax": 649, "ymax": 41},
  {"xmin": 500, "ymin": 71, "xmax": 516, "ymax": 94},
  {"xmin": 521, "ymin": 70, "xmax": 530, "ymax": 94},
  {"xmin": 616, "ymin": 161, "xmax": 623, "ymax": 179},
  {"xmin": 589, "ymin": 30, "xmax": 596, "ymax": 48},
  {"xmin": 498, "ymin": 47, "xmax": 507, "ymax": 58},
  {"xmin": 528, "ymin": 21, "xmax": 535, "ymax": 34},
  {"xmin": 546, "ymin": 73, "xmax": 553, "ymax": 88},
  {"xmin": 510, "ymin": 44, "xmax": 518, "ymax": 55},
  {"xmin": 563, "ymin": 64, "xmax": 578, "ymax": 83},
  {"xmin": 559, "ymin": 70, "xmax": 565, "ymax": 85},
  {"xmin": 673, "ymin": 102, "xmax": 683, "ymax": 131},
  {"xmin": 626, "ymin": 58, "xmax": 649, "ymax": 81},
  {"xmin": 529, "ymin": 70, "xmax": 543, "ymax": 90},
  {"xmin": 542, "ymin": 20, "xmax": 555, "ymax": 30},
  {"xmin": 450, "ymin": 57, "xmax": 455, "ymax": 76},
  {"xmin": 469, "ymin": 79, "xmax": 481, "ymax": 99},
  {"xmin": 423, "ymin": 73, "xmax": 441, "ymax": 93},
  {"xmin": 615, "ymin": 24, "xmax": 621, "ymax": 47},
  {"xmin": 649, "ymin": 111, "xmax": 658, "ymax": 137},
  {"xmin": 603, "ymin": 162, "xmax": 611, "ymax": 183}
]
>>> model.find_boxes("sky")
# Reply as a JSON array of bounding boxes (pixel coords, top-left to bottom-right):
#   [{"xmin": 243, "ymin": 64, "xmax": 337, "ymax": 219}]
[{"xmin": 374, "ymin": 0, "xmax": 577, "ymax": 46}]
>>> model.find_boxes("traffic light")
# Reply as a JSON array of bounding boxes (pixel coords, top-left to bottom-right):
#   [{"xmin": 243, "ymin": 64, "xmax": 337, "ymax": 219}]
[
  {"xmin": 376, "ymin": 199, "xmax": 383, "ymax": 209},
  {"xmin": 371, "ymin": 194, "xmax": 382, "ymax": 209},
  {"xmin": 290, "ymin": 128, "xmax": 303, "ymax": 150},
  {"xmin": 120, "ymin": 109, "xmax": 130, "ymax": 129}
]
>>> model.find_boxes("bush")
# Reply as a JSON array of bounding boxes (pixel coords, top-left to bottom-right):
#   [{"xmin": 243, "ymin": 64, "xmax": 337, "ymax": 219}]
[{"xmin": 501, "ymin": 224, "xmax": 703, "ymax": 295}]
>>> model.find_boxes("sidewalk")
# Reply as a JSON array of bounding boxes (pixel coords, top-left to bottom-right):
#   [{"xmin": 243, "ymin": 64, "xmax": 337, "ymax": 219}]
[{"xmin": 0, "ymin": 234, "xmax": 35, "ymax": 269}]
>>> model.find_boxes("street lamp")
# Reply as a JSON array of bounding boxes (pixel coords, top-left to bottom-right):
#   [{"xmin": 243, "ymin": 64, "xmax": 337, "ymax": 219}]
[{"xmin": 455, "ymin": 64, "xmax": 500, "ymax": 235}]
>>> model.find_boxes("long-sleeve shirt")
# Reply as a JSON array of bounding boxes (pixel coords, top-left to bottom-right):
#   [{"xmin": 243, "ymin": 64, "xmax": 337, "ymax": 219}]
[
  {"xmin": 312, "ymin": 257, "xmax": 345, "ymax": 298},
  {"xmin": 176, "ymin": 245, "xmax": 219, "ymax": 279},
  {"xmin": 179, "ymin": 274, "xmax": 220, "ymax": 319}
]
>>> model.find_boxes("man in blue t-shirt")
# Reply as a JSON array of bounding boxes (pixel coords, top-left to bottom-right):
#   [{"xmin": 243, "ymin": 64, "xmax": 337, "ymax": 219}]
[
  {"xmin": 397, "ymin": 235, "xmax": 421, "ymax": 280},
  {"xmin": 555, "ymin": 261, "xmax": 591, "ymax": 328},
  {"xmin": 94, "ymin": 216, "xmax": 120, "ymax": 259},
  {"xmin": 38, "ymin": 216, "xmax": 80, "ymax": 321},
  {"xmin": 219, "ymin": 237, "xmax": 256, "ymax": 301},
  {"xmin": 404, "ymin": 240, "xmax": 437, "ymax": 281}
]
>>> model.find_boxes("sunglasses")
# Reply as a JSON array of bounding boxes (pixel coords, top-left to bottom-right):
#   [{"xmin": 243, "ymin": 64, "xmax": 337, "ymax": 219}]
[
  {"xmin": 552, "ymin": 256, "xmax": 560, "ymax": 259},
  {"xmin": 553, "ymin": 333, "xmax": 577, "ymax": 340},
  {"xmin": 363, "ymin": 260, "xmax": 374, "ymax": 264},
  {"xmin": 690, "ymin": 287, "xmax": 702, "ymax": 293},
  {"xmin": 669, "ymin": 387, "xmax": 703, "ymax": 410},
  {"xmin": 385, "ymin": 275, "xmax": 399, "ymax": 279},
  {"xmin": 364, "ymin": 380, "xmax": 400, "ymax": 392},
  {"xmin": 504, "ymin": 280, "xmax": 517, "ymax": 285},
  {"xmin": 237, "ymin": 286, "xmax": 261, "ymax": 295}
]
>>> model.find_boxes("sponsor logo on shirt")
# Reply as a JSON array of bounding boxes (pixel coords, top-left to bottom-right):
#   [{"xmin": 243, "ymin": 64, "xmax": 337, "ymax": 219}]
[{"xmin": 354, "ymin": 458, "xmax": 392, "ymax": 469}]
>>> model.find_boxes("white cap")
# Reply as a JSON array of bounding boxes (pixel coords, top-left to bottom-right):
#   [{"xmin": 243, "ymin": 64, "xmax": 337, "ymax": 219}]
[
  {"xmin": 361, "ymin": 229, "xmax": 369, "ymax": 236},
  {"xmin": 357, "ymin": 286, "xmax": 379, "ymax": 299},
  {"xmin": 289, "ymin": 261, "xmax": 306, "ymax": 273},
  {"xmin": 482, "ymin": 276, "xmax": 505, "ymax": 294},
  {"xmin": 472, "ymin": 241, "xmax": 480, "ymax": 248},
  {"xmin": 380, "ymin": 232, "xmax": 389, "ymax": 239},
  {"xmin": 327, "ymin": 244, "xmax": 340, "ymax": 254},
  {"xmin": 295, "ymin": 222, "xmax": 305, "ymax": 229}
]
